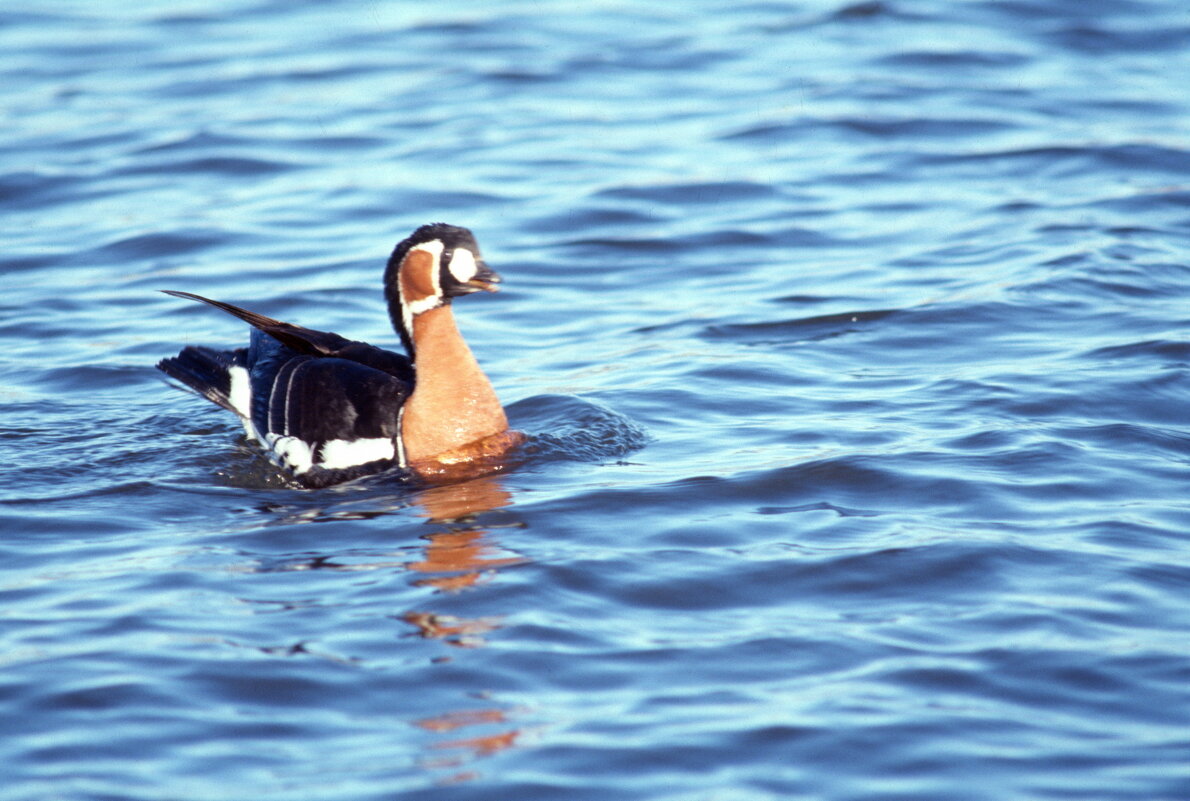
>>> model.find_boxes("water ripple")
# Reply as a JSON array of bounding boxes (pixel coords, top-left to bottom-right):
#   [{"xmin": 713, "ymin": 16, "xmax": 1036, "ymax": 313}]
[{"xmin": 3, "ymin": 0, "xmax": 1190, "ymax": 798}]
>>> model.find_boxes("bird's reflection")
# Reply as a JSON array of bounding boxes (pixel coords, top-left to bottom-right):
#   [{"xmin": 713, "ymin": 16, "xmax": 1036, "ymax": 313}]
[
  {"xmin": 401, "ymin": 475, "xmax": 527, "ymax": 780},
  {"xmin": 414, "ymin": 707, "xmax": 522, "ymax": 780},
  {"xmin": 243, "ymin": 473, "xmax": 527, "ymax": 782},
  {"xmin": 405, "ymin": 477, "xmax": 526, "ymax": 594}
]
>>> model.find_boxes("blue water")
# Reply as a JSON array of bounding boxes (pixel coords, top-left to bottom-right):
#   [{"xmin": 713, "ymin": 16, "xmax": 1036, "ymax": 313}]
[{"xmin": 3, "ymin": 1, "xmax": 1190, "ymax": 798}]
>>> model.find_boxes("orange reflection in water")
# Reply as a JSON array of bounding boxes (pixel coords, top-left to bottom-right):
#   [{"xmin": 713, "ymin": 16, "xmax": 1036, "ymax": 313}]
[
  {"xmin": 418, "ymin": 708, "xmax": 520, "ymax": 754},
  {"xmin": 401, "ymin": 611, "xmax": 501, "ymax": 648},
  {"xmin": 414, "ymin": 474, "xmax": 515, "ymax": 523},
  {"xmin": 404, "ymin": 475, "xmax": 527, "ymax": 782},
  {"xmin": 407, "ymin": 527, "xmax": 524, "ymax": 591},
  {"xmin": 406, "ymin": 475, "xmax": 525, "ymax": 593},
  {"xmin": 416, "ymin": 708, "xmax": 522, "ymax": 777}
]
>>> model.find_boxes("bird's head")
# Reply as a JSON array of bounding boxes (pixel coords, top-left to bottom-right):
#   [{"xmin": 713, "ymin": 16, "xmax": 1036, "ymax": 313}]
[{"xmin": 384, "ymin": 223, "xmax": 501, "ymax": 354}]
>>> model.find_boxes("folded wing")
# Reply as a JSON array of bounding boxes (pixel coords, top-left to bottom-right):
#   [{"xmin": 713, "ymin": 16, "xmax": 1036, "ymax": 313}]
[{"xmin": 158, "ymin": 291, "xmax": 415, "ymax": 486}]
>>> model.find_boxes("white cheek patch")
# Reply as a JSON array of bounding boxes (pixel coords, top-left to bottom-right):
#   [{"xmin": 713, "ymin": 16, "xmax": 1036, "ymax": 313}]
[
  {"xmin": 448, "ymin": 248, "xmax": 478, "ymax": 283},
  {"xmin": 318, "ymin": 437, "xmax": 396, "ymax": 469}
]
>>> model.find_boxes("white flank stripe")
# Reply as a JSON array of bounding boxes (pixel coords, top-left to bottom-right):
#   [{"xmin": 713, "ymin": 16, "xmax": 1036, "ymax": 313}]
[
  {"xmin": 263, "ymin": 434, "xmax": 395, "ymax": 475},
  {"xmin": 228, "ymin": 365, "xmax": 252, "ymax": 419},
  {"xmin": 228, "ymin": 365, "xmax": 261, "ymax": 442},
  {"xmin": 318, "ymin": 438, "xmax": 396, "ymax": 470},
  {"xmin": 266, "ymin": 434, "xmax": 314, "ymax": 474},
  {"xmin": 395, "ymin": 407, "xmax": 407, "ymax": 468}
]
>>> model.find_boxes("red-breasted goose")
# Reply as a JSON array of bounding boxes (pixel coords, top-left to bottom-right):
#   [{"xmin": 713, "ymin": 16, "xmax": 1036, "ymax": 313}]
[{"xmin": 157, "ymin": 223, "xmax": 520, "ymax": 487}]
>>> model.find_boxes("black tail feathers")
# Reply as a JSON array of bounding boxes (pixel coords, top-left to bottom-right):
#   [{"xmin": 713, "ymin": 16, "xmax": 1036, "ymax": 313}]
[{"xmin": 157, "ymin": 346, "xmax": 240, "ymax": 413}]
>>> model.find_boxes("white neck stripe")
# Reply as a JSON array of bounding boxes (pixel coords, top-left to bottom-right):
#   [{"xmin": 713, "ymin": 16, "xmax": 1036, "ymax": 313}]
[
  {"xmin": 410, "ymin": 239, "xmax": 445, "ymax": 258},
  {"xmin": 400, "ymin": 239, "xmax": 445, "ymax": 343}
]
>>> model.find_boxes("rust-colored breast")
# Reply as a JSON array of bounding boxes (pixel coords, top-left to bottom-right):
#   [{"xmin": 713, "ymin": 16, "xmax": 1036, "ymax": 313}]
[{"xmin": 408, "ymin": 429, "xmax": 527, "ymax": 483}]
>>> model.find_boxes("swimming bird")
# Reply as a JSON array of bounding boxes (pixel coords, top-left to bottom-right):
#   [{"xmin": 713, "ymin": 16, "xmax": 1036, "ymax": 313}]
[{"xmin": 157, "ymin": 223, "xmax": 520, "ymax": 487}]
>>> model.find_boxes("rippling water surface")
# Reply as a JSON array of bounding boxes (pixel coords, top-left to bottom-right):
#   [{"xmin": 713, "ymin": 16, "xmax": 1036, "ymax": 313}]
[{"xmin": 4, "ymin": 1, "xmax": 1190, "ymax": 799}]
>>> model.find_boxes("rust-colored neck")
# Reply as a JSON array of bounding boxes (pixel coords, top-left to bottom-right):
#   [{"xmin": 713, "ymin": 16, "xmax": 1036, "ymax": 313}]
[{"xmin": 401, "ymin": 305, "xmax": 509, "ymax": 465}]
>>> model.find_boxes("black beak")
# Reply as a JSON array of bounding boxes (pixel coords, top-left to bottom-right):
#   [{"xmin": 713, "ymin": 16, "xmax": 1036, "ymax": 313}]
[{"xmin": 463, "ymin": 262, "xmax": 502, "ymax": 294}]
